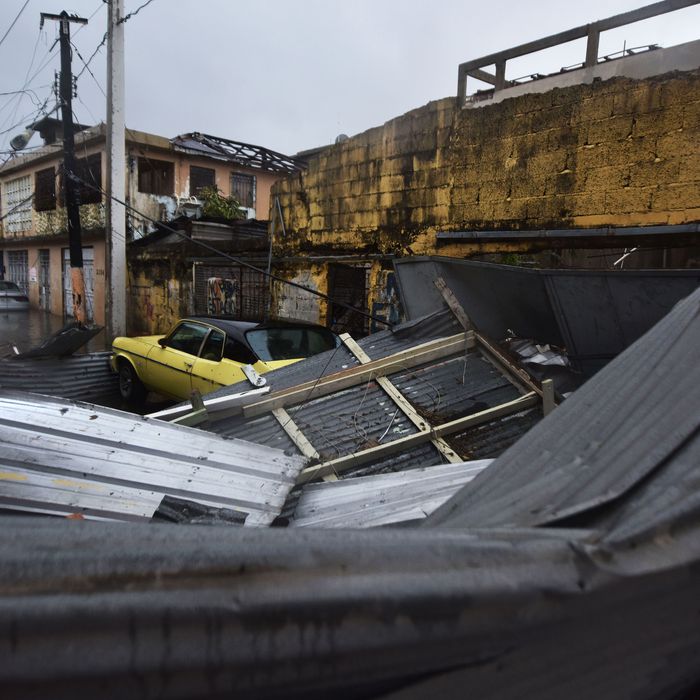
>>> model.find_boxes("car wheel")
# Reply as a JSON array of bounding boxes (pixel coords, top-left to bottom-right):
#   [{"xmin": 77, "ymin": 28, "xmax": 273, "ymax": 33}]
[{"xmin": 118, "ymin": 361, "xmax": 147, "ymax": 404}]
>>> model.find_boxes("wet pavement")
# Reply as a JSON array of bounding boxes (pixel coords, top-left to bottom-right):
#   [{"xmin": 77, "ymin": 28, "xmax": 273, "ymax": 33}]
[
  {"xmin": 0, "ymin": 309, "xmax": 173, "ymax": 414},
  {"xmin": 0, "ymin": 308, "xmax": 110, "ymax": 355}
]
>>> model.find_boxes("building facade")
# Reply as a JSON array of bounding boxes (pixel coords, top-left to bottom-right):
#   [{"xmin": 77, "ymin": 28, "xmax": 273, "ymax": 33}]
[{"xmin": 0, "ymin": 121, "xmax": 298, "ymax": 325}]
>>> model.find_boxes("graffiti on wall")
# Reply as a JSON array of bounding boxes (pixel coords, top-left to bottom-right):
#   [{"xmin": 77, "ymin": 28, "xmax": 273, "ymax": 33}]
[
  {"xmin": 207, "ymin": 277, "xmax": 239, "ymax": 316},
  {"xmin": 371, "ymin": 270, "xmax": 402, "ymax": 333}
]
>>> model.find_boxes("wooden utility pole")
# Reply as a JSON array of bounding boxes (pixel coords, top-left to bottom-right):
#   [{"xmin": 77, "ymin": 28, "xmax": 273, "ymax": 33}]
[
  {"xmin": 41, "ymin": 11, "xmax": 88, "ymax": 325},
  {"xmin": 105, "ymin": 0, "xmax": 126, "ymax": 340}
]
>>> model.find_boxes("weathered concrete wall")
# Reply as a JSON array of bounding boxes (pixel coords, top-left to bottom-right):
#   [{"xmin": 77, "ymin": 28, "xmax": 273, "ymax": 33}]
[
  {"xmin": 274, "ymin": 69, "xmax": 700, "ymax": 257},
  {"xmin": 127, "ymin": 256, "xmax": 192, "ymax": 335}
]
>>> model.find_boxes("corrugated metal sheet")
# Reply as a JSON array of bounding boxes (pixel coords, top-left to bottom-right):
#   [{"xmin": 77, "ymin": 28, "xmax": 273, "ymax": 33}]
[
  {"xmin": 0, "ymin": 391, "xmax": 306, "ymax": 525},
  {"xmin": 0, "ymin": 352, "xmax": 118, "ymax": 401},
  {"xmin": 428, "ymin": 287, "xmax": 700, "ymax": 531},
  {"xmin": 394, "ymin": 256, "xmax": 700, "ymax": 376},
  {"xmin": 204, "ymin": 310, "xmax": 537, "ymax": 478},
  {"xmin": 291, "ymin": 460, "xmax": 493, "ymax": 528}
]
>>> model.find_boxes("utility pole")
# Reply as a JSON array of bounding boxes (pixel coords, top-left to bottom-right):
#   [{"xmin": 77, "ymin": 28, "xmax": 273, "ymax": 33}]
[
  {"xmin": 105, "ymin": 0, "xmax": 126, "ymax": 340},
  {"xmin": 41, "ymin": 11, "xmax": 88, "ymax": 325}
]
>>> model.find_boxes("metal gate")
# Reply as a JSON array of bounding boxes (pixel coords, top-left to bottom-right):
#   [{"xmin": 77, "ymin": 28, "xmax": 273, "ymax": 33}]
[
  {"xmin": 38, "ymin": 250, "xmax": 50, "ymax": 311},
  {"xmin": 193, "ymin": 263, "xmax": 268, "ymax": 321},
  {"xmin": 62, "ymin": 247, "xmax": 94, "ymax": 320},
  {"xmin": 328, "ymin": 263, "xmax": 369, "ymax": 337},
  {"xmin": 7, "ymin": 250, "xmax": 29, "ymax": 294}
]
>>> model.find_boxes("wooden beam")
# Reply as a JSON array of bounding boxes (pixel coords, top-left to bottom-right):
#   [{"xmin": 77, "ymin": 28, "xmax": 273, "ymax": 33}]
[
  {"xmin": 341, "ymin": 335, "xmax": 462, "ymax": 464},
  {"xmin": 272, "ymin": 408, "xmax": 320, "ymax": 459},
  {"xmin": 243, "ymin": 332, "xmax": 474, "ymax": 418},
  {"xmin": 298, "ymin": 392, "xmax": 538, "ymax": 482},
  {"xmin": 434, "ymin": 277, "xmax": 472, "ymax": 330}
]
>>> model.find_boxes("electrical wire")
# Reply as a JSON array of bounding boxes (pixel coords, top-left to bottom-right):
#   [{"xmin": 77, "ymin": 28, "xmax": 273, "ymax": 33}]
[
  {"xmin": 65, "ymin": 169, "xmax": 393, "ymax": 328},
  {"xmin": 0, "ymin": 0, "xmax": 31, "ymax": 52},
  {"xmin": 118, "ymin": 0, "xmax": 157, "ymax": 24}
]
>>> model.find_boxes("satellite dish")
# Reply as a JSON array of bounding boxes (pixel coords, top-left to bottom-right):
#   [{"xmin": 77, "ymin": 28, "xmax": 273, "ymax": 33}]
[{"xmin": 10, "ymin": 128, "xmax": 34, "ymax": 151}]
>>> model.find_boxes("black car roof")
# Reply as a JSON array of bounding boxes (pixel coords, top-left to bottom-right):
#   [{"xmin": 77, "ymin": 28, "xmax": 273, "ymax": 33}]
[{"xmin": 183, "ymin": 317, "xmax": 336, "ymax": 347}]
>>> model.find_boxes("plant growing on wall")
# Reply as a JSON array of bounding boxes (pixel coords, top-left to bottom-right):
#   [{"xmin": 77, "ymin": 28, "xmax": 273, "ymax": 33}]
[{"xmin": 199, "ymin": 186, "xmax": 245, "ymax": 220}]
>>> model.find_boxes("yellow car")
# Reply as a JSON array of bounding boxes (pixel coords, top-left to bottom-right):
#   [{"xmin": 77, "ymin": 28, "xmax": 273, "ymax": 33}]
[{"xmin": 111, "ymin": 317, "xmax": 341, "ymax": 403}]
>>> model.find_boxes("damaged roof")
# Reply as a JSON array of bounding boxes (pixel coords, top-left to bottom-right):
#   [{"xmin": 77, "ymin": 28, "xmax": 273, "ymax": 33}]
[
  {"xmin": 2, "ymin": 291, "xmax": 700, "ymax": 697},
  {"xmin": 172, "ymin": 132, "xmax": 306, "ymax": 173},
  {"xmin": 199, "ymin": 309, "xmax": 547, "ymax": 482}
]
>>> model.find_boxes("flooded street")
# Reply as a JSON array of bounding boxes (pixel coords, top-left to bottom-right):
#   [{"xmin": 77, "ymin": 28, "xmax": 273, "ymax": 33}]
[
  {"xmin": 0, "ymin": 308, "xmax": 110, "ymax": 355},
  {"xmin": 0, "ymin": 309, "xmax": 172, "ymax": 414}
]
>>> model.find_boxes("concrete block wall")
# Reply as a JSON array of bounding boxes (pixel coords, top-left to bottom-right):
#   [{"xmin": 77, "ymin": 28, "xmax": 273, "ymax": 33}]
[{"xmin": 273, "ymin": 69, "xmax": 700, "ymax": 256}]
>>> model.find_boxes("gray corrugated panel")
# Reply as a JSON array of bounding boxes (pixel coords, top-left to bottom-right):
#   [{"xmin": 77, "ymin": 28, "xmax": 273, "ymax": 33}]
[
  {"xmin": 0, "ymin": 391, "xmax": 306, "ymax": 526},
  {"xmin": 0, "ymin": 352, "xmax": 118, "ymax": 401},
  {"xmin": 427, "ymin": 287, "xmax": 700, "ymax": 531},
  {"xmin": 447, "ymin": 408, "xmax": 542, "ymax": 460},
  {"xmin": 389, "ymin": 353, "xmax": 521, "ymax": 421},
  {"xmin": 393, "ymin": 257, "xmax": 700, "ymax": 376},
  {"xmin": 291, "ymin": 460, "xmax": 493, "ymax": 528},
  {"xmin": 2, "ymin": 519, "xmax": 700, "ymax": 699},
  {"xmin": 339, "ymin": 442, "xmax": 442, "ymax": 478},
  {"xmin": 286, "ymin": 382, "xmax": 420, "ymax": 462},
  {"xmin": 209, "ymin": 411, "xmax": 298, "ymax": 452}
]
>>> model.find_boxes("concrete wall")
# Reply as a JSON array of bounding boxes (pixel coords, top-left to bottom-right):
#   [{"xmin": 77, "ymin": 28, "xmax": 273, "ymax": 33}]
[{"xmin": 273, "ymin": 69, "xmax": 700, "ymax": 258}]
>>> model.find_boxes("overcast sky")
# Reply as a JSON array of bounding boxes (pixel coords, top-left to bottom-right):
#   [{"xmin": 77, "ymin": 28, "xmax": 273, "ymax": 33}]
[{"xmin": 1, "ymin": 0, "xmax": 699, "ymax": 158}]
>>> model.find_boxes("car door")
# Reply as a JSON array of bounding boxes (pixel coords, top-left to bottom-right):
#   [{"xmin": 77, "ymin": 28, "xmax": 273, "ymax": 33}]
[
  {"xmin": 190, "ymin": 328, "xmax": 249, "ymax": 395},
  {"xmin": 144, "ymin": 321, "xmax": 209, "ymax": 400}
]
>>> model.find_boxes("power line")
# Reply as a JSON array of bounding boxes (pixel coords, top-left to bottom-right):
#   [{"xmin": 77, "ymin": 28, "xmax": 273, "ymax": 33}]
[
  {"xmin": 119, "ymin": 0, "xmax": 157, "ymax": 24},
  {"xmin": 71, "ymin": 39, "xmax": 106, "ymax": 96},
  {"xmin": 0, "ymin": 0, "xmax": 31, "ymax": 51},
  {"xmin": 66, "ymin": 170, "xmax": 393, "ymax": 328}
]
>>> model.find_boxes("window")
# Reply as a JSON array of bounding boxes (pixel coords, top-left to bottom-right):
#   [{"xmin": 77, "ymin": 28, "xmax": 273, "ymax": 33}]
[
  {"xmin": 165, "ymin": 322, "xmax": 209, "ymax": 356},
  {"xmin": 246, "ymin": 326, "xmax": 340, "ymax": 362},
  {"xmin": 34, "ymin": 167, "xmax": 56, "ymax": 211},
  {"xmin": 74, "ymin": 154, "xmax": 102, "ymax": 204},
  {"xmin": 223, "ymin": 336, "xmax": 257, "ymax": 365},
  {"xmin": 138, "ymin": 157, "xmax": 174, "ymax": 195},
  {"xmin": 60, "ymin": 154, "xmax": 102, "ymax": 205},
  {"xmin": 7, "ymin": 250, "xmax": 29, "ymax": 294},
  {"xmin": 200, "ymin": 329, "xmax": 225, "ymax": 362},
  {"xmin": 231, "ymin": 172, "xmax": 256, "ymax": 209},
  {"xmin": 190, "ymin": 166, "xmax": 215, "ymax": 197},
  {"xmin": 3, "ymin": 176, "xmax": 32, "ymax": 233}
]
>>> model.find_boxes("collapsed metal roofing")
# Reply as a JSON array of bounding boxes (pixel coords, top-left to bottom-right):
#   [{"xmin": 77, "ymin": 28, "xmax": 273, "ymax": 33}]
[
  {"xmin": 197, "ymin": 309, "xmax": 549, "ymax": 481},
  {"xmin": 171, "ymin": 132, "xmax": 306, "ymax": 173},
  {"xmin": 1, "ymin": 289, "xmax": 700, "ymax": 698},
  {"xmin": 393, "ymin": 256, "xmax": 700, "ymax": 376},
  {"xmin": 290, "ymin": 459, "xmax": 492, "ymax": 528},
  {"xmin": 0, "ymin": 391, "xmax": 306, "ymax": 525},
  {"xmin": 0, "ymin": 352, "xmax": 117, "ymax": 402}
]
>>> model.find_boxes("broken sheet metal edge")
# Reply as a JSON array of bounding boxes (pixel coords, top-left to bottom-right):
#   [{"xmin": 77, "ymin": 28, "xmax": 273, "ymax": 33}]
[
  {"xmin": 290, "ymin": 460, "xmax": 493, "ymax": 528},
  {"xmin": 3, "ymin": 520, "xmax": 700, "ymax": 700},
  {"xmin": 0, "ymin": 391, "xmax": 307, "ymax": 525},
  {"xmin": 427, "ymin": 287, "xmax": 700, "ymax": 531},
  {"xmin": 0, "ymin": 352, "xmax": 118, "ymax": 401},
  {"xmin": 146, "ymin": 386, "xmax": 270, "ymax": 423}
]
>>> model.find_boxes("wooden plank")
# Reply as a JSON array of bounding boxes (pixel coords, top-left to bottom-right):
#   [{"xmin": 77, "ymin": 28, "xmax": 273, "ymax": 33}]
[
  {"xmin": 342, "ymin": 335, "xmax": 462, "ymax": 464},
  {"xmin": 432, "ymin": 277, "xmax": 550, "ymax": 402},
  {"xmin": 298, "ymin": 392, "xmax": 538, "ymax": 482},
  {"xmin": 542, "ymin": 379, "xmax": 556, "ymax": 416},
  {"xmin": 434, "ymin": 277, "xmax": 472, "ymax": 330},
  {"xmin": 243, "ymin": 332, "xmax": 473, "ymax": 418},
  {"xmin": 272, "ymin": 408, "xmax": 319, "ymax": 460}
]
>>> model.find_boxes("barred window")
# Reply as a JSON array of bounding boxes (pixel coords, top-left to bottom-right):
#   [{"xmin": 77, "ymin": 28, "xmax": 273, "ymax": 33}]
[
  {"xmin": 2, "ymin": 176, "xmax": 32, "ymax": 233},
  {"xmin": 231, "ymin": 172, "xmax": 256, "ymax": 209},
  {"xmin": 34, "ymin": 167, "xmax": 56, "ymax": 211},
  {"xmin": 190, "ymin": 166, "xmax": 215, "ymax": 197}
]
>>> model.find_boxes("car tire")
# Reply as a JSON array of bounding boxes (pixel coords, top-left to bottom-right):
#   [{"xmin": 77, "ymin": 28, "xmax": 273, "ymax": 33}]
[{"xmin": 118, "ymin": 361, "xmax": 147, "ymax": 404}]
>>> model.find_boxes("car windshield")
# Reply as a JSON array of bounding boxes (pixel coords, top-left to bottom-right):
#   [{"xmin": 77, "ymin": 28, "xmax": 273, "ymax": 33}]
[
  {"xmin": 0, "ymin": 281, "xmax": 20, "ymax": 292},
  {"xmin": 246, "ymin": 326, "xmax": 339, "ymax": 362}
]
